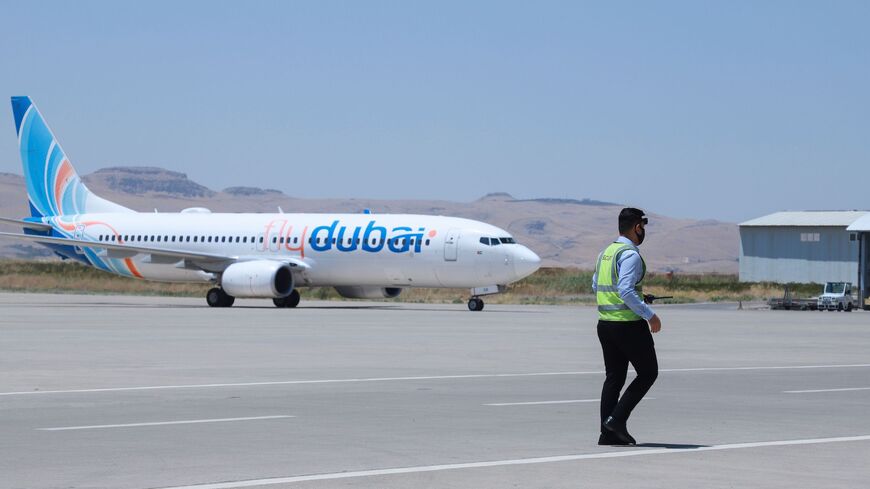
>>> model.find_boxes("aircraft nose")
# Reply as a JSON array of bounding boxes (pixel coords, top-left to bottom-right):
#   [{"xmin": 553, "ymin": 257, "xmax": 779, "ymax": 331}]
[{"xmin": 513, "ymin": 245, "xmax": 541, "ymax": 279}]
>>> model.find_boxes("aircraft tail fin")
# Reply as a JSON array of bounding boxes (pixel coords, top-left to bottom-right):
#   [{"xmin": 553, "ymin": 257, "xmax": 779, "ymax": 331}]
[{"xmin": 11, "ymin": 96, "xmax": 133, "ymax": 217}]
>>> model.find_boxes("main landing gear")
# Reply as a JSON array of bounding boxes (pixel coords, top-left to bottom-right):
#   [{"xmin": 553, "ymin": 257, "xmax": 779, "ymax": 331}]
[
  {"xmin": 468, "ymin": 297, "xmax": 485, "ymax": 311},
  {"xmin": 206, "ymin": 287, "xmax": 235, "ymax": 308},
  {"xmin": 273, "ymin": 289, "xmax": 301, "ymax": 308}
]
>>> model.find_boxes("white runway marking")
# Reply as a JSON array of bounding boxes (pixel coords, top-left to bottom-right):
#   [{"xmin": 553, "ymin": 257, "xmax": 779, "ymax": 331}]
[
  {"xmin": 38, "ymin": 415, "xmax": 295, "ymax": 431},
  {"xmin": 784, "ymin": 387, "xmax": 870, "ymax": 394},
  {"xmin": 152, "ymin": 434, "xmax": 870, "ymax": 489},
  {"xmin": 486, "ymin": 399, "xmax": 600, "ymax": 406},
  {"xmin": 486, "ymin": 397, "xmax": 656, "ymax": 406},
  {"xmin": 2, "ymin": 363, "xmax": 869, "ymax": 397}
]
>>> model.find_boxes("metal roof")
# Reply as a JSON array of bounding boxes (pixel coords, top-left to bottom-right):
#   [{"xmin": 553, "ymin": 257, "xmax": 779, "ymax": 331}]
[
  {"xmin": 740, "ymin": 211, "xmax": 869, "ymax": 227},
  {"xmin": 847, "ymin": 213, "xmax": 870, "ymax": 231}
]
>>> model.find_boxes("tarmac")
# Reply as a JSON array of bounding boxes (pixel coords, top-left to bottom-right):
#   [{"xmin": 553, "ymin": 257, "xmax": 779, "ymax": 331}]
[{"xmin": 1, "ymin": 292, "xmax": 869, "ymax": 489}]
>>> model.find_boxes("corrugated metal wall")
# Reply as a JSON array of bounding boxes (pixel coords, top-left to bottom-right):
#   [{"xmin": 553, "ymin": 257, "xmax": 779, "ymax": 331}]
[{"xmin": 739, "ymin": 226, "xmax": 859, "ymax": 284}]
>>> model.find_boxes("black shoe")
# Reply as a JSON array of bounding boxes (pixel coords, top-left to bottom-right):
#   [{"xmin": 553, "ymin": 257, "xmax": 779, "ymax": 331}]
[
  {"xmin": 602, "ymin": 416, "xmax": 636, "ymax": 445},
  {"xmin": 598, "ymin": 431, "xmax": 631, "ymax": 446}
]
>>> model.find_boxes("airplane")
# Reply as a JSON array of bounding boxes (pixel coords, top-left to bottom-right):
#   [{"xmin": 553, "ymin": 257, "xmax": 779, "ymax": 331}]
[{"xmin": 0, "ymin": 97, "xmax": 541, "ymax": 310}]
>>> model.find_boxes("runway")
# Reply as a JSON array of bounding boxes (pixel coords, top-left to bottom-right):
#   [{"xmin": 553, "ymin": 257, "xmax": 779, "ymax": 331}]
[{"xmin": 1, "ymin": 292, "xmax": 869, "ymax": 489}]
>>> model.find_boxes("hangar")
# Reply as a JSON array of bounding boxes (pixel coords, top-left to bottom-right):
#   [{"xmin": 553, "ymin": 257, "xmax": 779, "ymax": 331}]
[{"xmin": 739, "ymin": 211, "xmax": 870, "ymax": 308}]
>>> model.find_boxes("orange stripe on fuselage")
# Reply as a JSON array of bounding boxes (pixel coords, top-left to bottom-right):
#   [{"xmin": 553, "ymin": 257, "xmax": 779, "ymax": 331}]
[
  {"xmin": 124, "ymin": 258, "xmax": 143, "ymax": 278},
  {"xmin": 56, "ymin": 219, "xmax": 76, "ymax": 231}
]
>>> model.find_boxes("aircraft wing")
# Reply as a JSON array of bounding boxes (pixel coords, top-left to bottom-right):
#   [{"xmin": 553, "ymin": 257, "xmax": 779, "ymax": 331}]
[{"xmin": 0, "ymin": 231, "xmax": 310, "ymax": 273}]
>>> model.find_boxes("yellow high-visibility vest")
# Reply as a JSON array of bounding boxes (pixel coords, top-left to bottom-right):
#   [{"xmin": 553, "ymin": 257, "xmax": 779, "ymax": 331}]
[{"xmin": 595, "ymin": 242, "xmax": 646, "ymax": 321}]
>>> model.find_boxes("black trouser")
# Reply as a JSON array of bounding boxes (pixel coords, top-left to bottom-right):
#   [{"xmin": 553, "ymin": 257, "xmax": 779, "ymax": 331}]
[{"xmin": 597, "ymin": 319, "xmax": 658, "ymax": 427}]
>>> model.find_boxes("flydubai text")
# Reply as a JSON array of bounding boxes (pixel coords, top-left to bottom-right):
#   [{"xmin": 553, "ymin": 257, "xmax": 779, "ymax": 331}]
[{"xmin": 263, "ymin": 219, "xmax": 438, "ymax": 254}]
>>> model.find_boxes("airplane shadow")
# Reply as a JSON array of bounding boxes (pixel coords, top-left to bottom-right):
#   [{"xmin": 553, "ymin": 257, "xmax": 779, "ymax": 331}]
[{"xmin": 22, "ymin": 302, "xmax": 545, "ymax": 313}]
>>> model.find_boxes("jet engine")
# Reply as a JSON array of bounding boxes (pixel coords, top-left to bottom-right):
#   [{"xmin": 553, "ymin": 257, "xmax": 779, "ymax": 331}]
[
  {"xmin": 334, "ymin": 286, "xmax": 403, "ymax": 300},
  {"xmin": 221, "ymin": 260, "xmax": 294, "ymax": 298}
]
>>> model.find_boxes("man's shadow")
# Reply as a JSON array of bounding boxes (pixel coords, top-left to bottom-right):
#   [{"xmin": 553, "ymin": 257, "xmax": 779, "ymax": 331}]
[{"xmin": 634, "ymin": 443, "xmax": 710, "ymax": 449}]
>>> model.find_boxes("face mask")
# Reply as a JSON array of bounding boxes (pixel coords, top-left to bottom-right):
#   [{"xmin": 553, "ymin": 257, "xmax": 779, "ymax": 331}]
[{"xmin": 635, "ymin": 226, "xmax": 645, "ymax": 245}]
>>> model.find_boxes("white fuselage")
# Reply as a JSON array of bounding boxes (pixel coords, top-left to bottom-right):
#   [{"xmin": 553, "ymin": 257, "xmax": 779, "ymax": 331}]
[{"xmin": 52, "ymin": 212, "xmax": 541, "ymax": 289}]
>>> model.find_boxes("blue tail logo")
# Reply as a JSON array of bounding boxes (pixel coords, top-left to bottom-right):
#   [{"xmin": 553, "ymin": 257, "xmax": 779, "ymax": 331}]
[{"xmin": 12, "ymin": 96, "xmax": 131, "ymax": 217}]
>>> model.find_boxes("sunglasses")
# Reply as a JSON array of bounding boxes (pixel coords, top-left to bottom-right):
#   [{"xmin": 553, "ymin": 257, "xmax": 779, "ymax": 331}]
[{"xmin": 640, "ymin": 217, "xmax": 648, "ymax": 225}]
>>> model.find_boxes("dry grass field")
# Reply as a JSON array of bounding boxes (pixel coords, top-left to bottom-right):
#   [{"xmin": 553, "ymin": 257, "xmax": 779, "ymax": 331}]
[{"xmin": 0, "ymin": 260, "xmax": 819, "ymax": 305}]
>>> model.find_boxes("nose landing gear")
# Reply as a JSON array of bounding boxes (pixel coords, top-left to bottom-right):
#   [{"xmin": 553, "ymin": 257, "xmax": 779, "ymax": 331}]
[{"xmin": 466, "ymin": 285, "xmax": 506, "ymax": 311}]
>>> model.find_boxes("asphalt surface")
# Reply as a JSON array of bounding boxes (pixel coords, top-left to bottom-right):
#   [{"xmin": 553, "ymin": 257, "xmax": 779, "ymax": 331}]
[{"xmin": 1, "ymin": 293, "xmax": 869, "ymax": 489}]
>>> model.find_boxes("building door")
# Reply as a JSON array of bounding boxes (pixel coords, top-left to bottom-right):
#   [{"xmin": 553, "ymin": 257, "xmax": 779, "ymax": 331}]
[{"xmin": 862, "ymin": 233, "xmax": 870, "ymax": 309}]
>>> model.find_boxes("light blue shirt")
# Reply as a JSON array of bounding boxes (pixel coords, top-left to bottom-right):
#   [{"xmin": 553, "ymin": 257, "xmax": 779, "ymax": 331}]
[{"xmin": 592, "ymin": 236, "xmax": 655, "ymax": 321}]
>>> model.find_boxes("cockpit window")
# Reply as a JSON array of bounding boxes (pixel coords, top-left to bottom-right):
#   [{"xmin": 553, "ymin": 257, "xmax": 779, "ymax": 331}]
[{"xmin": 481, "ymin": 236, "xmax": 516, "ymax": 246}]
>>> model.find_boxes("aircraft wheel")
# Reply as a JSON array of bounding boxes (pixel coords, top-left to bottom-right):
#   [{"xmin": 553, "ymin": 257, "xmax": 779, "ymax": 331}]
[
  {"xmin": 468, "ymin": 298, "xmax": 484, "ymax": 311},
  {"xmin": 207, "ymin": 288, "xmax": 222, "ymax": 307},
  {"xmin": 273, "ymin": 289, "xmax": 301, "ymax": 308},
  {"xmin": 207, "ymin": 287, "xmax": 234, "ymax": 307},
  {"xmin": 285, "ymin": 289, "xmax": 300, "ymax": 308}
]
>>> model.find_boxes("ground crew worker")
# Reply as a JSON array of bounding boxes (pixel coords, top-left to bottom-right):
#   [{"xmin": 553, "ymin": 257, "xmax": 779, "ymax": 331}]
[{"xmin": 592, "ymin": 207, "xmax": 661, "ymax": 445}]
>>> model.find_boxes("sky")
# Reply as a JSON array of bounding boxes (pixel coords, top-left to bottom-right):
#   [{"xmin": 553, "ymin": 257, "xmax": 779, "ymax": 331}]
[{"xmin": 0, "ymin": 1, "xmax": 867, "ymax": 222}]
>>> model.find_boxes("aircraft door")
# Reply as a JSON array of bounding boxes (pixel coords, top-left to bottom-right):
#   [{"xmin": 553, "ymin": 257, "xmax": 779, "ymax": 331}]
[{"xmin": 444, "ymin": 229, "xmax": 460, "ymax": 261}]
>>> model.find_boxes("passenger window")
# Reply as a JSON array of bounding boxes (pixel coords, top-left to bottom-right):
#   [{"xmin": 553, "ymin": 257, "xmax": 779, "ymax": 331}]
[
  {"xmin": 425, "ymin": 239, "xmax": 430, "ymax": 246},
  {"xmin": 242, "ymin": 237, "xmax": 247, "ymax": 243},
  {"xmin": 259, "ymin": 237, "xmax": 263, "ymax": 243}
]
